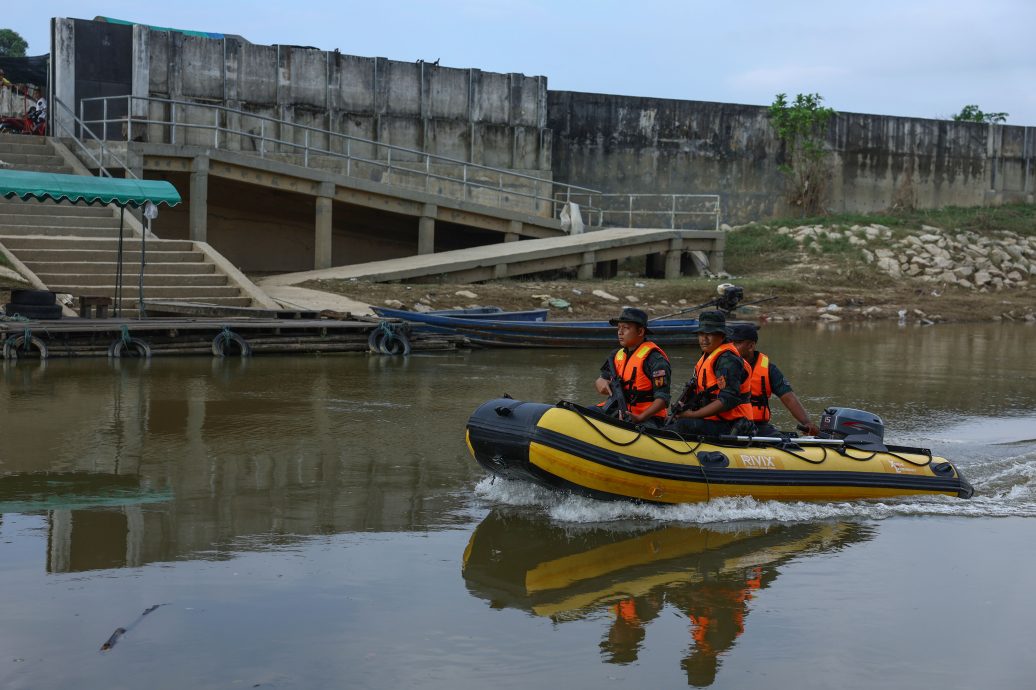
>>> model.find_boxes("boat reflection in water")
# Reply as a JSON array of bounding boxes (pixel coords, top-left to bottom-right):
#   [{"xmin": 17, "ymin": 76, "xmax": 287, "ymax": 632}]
[{"xmin": 462, "ymin": 511, "xmax": 873, "ymax": 687}]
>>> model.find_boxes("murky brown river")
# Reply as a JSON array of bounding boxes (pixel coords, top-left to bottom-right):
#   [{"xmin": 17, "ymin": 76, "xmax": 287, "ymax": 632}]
[{"xmin": 2, "ymin": 322, "xmax": 1036, "ymax": 689}]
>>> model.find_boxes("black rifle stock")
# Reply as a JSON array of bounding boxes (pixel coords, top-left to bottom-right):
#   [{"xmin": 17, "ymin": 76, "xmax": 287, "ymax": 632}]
[
  {"xmin": 601, "ymin": 358, "xmax": 631, "ymax": 421},
  {"xmin": 670, "ymin": 374, "xmax": 705, "ymax": 416}
]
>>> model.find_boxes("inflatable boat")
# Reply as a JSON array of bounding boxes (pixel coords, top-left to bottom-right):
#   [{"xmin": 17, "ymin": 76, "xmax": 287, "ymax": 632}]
[{"xmin": 465, "ymin": 399, "xmax": 974, "ymax": 503}]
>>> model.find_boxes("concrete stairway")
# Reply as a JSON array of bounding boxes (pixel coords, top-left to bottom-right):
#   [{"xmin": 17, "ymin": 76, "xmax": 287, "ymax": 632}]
[
  {"xmin": 0, "ymin": 135, "xmax": 74, "ymax": 173},
  {"xmin": 0, "ymin": 135, "xmax": 254, "ymax": 315}
]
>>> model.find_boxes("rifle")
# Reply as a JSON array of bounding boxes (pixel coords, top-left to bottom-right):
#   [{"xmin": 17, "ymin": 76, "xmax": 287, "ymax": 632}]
[
  {"xmin": 669, "ymin": 373, "xmax": 705, "ymax": 417},
  {"xmin": 600, "ymin": 358, "xmax": 632, "ymax": 421}
]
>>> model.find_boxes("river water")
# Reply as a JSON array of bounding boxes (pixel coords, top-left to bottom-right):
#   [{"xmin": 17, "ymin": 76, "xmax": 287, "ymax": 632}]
[{"xmin": 2, "ymin": 323, "xmax": 1035, "ymax": 689}]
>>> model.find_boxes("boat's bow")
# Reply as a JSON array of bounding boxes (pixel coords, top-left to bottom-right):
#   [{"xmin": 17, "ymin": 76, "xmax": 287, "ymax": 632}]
[{"xmin": 466, "ymin": 397, "xmax": 551, "ymax": 481}]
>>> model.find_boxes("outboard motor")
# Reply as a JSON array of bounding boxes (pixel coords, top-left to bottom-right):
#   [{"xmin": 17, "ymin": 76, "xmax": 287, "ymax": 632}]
[{"xmin": 818, "ymin": 407, "xmax": 887, "ymax": 452}]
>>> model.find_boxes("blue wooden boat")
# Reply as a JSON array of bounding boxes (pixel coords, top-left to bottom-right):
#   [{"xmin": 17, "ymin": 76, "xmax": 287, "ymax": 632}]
[
  {"xmin": 371, "ymin": 308, "xmax": 711, "ymax": 348},
  {"xmin": 372, "ymin": 306, "xmax": 549, "ymax": 322}
]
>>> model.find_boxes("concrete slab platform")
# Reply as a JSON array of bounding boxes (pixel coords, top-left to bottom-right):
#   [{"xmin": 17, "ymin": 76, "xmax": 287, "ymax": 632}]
[
  {"xmin": 263, "ymin": 285, "xmax": 373, "ymax": 315},
  {"xmin": 260, "ymin": 227, "xmax": 724, "ymax": 286}
]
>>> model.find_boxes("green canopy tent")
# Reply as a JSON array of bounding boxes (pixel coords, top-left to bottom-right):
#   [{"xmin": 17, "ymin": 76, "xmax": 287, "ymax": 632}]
[{"xmin": 0, "ymin": 170, "xmax": 182, "ymax": 317}]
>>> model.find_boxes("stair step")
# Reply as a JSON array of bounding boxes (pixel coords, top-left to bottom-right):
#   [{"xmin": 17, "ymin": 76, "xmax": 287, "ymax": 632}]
[
  {"xmin": 0, "ymin": 152, "xmax": 67, "ymax": 165},
  {"xmin": 86, "ymin": 296, "xmax": 256, "ymax": 317},
  {"xmin": 0, "ymin": 215, "xmax": 120, "ymax": 228},
  {"xmin": 43, "ymin": 285, "xmax": 245, "ymax": 298},
  {"xmin": 0, "ymin": 225, "xmax": 123, "ymax": 237},
  {"xmin": 9, "ymin": 249, "xmax": 205, "ymax": 263},
  {"xmin": 4, "ymin": 164, "xmax": 75, "ymax": 173},
  {"xmin": 36, "ymin": 273, "xmax": 228, "ymax": 287},
  {"xmin": 0, "ymin": 203, "xmax": 116, "ymax": 217},
  {"xmin": 0, "ymin": 137, "xmax": 51, "ymax": 152},
  {"xmin": 0, "ymin": 236, "xmax": 195, "ymax": 251},
  {"xmin": 21, "ymin": 261, "xmax": 216, "ymax": 275}
]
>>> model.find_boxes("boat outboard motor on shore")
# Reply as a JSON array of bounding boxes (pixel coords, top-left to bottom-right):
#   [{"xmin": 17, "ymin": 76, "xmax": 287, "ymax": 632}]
[{"xmin": 818, "ymin": 407, "xmax": 887, "ymax": 451}]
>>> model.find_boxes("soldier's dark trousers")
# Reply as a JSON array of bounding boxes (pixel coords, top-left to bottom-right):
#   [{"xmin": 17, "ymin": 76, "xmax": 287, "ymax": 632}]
[{"xmin": 666, "ymin": 417, "xmax": 734, "ymax": 437}]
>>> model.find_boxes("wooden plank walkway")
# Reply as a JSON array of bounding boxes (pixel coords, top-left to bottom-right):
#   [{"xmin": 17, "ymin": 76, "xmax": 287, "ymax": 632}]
[
  {"xmin": 261, "ymin": 227, "xmax": 725, "ymax": 286},
  {"xmin": 0, "ymin": 316, "xmax": 463, "ymax": 358}
]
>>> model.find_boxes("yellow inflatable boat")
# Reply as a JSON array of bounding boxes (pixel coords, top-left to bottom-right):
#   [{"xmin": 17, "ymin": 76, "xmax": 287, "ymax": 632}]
[{"xmin": 465, "ymin": 399, "xmax": 974, "ymax": 503}]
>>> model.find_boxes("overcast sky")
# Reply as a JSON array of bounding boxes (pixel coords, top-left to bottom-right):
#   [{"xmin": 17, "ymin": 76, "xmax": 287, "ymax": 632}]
[{"xmin": 8, "ymin": 0, "xmax": 1036, "ymax": 124}]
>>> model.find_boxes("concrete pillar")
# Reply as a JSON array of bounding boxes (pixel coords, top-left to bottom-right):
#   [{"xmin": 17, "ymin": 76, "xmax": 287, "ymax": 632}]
[
  {"xmin": 578, "ymin": 251, "xmax": 595, "ymax": 280},
  {"xmin": 665, "ymin": 238, "xmax": 684, "ymax": 280},
  {"xmin": 189, "ymin": 156, "xmax": 209, "ymax": 243},
  {"xmin": 665, "ymin": 251, "xmax": 684, "ymax": 279},
  {"xmin": 507, "ymin": 220, "xmax": 523, "ymax": 240},
  {"xmin": 51, "ymin": 19, "xmax": 75, "ymax": 138},
  {"xmin": 493, "ymin": 264, "xmax": 508, "ymax": 279},
  {"xmin": 708, "ymin": 237, "xmax": 725, "ymax": 274},
  {"xmin": 418, "ymin": 203, "xmax": 437, "ymax": 255},
  {"xmin": 314, "ymin": 182, "xmax": 335, "ymax": 269},
  {"xmin": 131, "ymin": 26, "xmax": 150, "ymax": 123},
  {"xmin": 504, "ymin": 233, "xmax": 520, "ymax": 243}
]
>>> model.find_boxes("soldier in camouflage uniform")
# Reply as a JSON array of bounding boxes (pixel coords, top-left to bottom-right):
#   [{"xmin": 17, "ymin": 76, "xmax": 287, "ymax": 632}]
[
  {"xmin": 729, "ymin": 323, "xmax": 820, "ymax": 437},
  {"xmin": 595, "ymin": 307, "xmax": 672, "ymax": 426},
  {"xmin": 668, "ymin": 311, "xmax": 753, "ymax": 437}
]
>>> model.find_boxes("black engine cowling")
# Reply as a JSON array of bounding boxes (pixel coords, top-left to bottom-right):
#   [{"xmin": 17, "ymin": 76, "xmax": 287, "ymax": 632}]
[{"xmin": 819, "ymin": 407, "xmax": 886, "ymax": 451}]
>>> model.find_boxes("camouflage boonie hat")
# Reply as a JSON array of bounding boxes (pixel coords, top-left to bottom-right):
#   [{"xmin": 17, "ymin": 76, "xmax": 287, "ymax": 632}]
[
  {"xmin": 728, "ymin": 323, "xmax": 759, "ymax": 342},
  {"xmin": 608, "ymin": 307, "xmax": 652, "ymax": 335},
  {"xmin": 692, "ymin": 310, "xmax": 728, "ymax": 335}
]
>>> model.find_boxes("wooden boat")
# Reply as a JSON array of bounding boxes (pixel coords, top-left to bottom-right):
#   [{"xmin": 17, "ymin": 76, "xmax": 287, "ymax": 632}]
[
  {"xmin": 372, "ymin": 305, "xmax": 549, "ymax": 322},
  {"xmin": 371, "ymin": 308, "xmax": 710, "ymax": 347},
  {"xmin": 465, "ymin": 398, "xmax": 974, "ymax": 503},
  {"xmin": 373, "ymin": 284, "xmax": 756, "ymax": 348}
]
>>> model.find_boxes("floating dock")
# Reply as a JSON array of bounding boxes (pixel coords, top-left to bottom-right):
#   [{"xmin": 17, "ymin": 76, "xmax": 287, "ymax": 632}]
[{"xmin": 0, "ymin": 315, "xmax": 463, "ymax": 359}]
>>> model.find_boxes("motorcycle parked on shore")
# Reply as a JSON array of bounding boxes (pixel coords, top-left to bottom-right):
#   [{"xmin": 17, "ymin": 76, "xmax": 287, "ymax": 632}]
[{"xmin": 0, "ymin": 104, "xmax": 46, "ymax": 136}]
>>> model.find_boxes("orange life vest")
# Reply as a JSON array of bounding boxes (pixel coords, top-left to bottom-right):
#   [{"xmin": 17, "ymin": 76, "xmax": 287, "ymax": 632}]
[
  {"xmin": 614, "ymin": 598, "xmax": 640, "ymax": 624},
  {"xmin": 693, "ymin": 343, "xmax": 752, "ymax": 421},
  {"xmin": 608, "ymin": 341, "xmax": 669, "ymax": 420},
  {"xmin": 746, "ymin": 352, "xmax": 772, "ymax": 423}
]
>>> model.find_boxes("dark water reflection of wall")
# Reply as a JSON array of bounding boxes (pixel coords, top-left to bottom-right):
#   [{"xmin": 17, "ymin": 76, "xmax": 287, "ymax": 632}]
[
  {"xmin": 0, "ymin": 351, "xmax": 590, "ymax": 573},
  {"xmin": 1, "ymin": 323, "xmax": 1033, "ymax": 574}
]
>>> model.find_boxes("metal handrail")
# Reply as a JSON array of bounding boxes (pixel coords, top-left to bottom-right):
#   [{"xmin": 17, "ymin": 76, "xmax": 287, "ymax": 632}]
[
  {"xmin": 76, "ymin": 94, "xmax": 601, "ymax": 216},
  {"xmin": 52, "ymin": 97, "xmax": 138, "ymax": 180},
  {"xmin": 553, "ymin": 192, "xmax": 722, "ymax": 230}
]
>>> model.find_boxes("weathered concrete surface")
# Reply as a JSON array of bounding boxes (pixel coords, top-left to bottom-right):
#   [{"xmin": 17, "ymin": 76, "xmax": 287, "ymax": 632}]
[
  {"xmin": 262, "ymin": 285, "xmax": 372, "ymax": 316},
  {"xmin": 121, "ymin": 143, "xmax": 563, "ymax": 274},
  {"xmin": 259, "ymin": 227, "xmax": 724, "ymax": 285},
  {"xmin": 142, "ymin": 29, "xmax": 550, "ymax": 170},
  {"xmin": 549, "ymin": 91, "xmax": 1036, "ymax": 224}
]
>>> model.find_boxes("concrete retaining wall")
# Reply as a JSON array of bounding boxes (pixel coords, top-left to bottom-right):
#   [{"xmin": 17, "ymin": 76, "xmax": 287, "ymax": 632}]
[
  {"xmin": 548, "ymin": 91, "xmax": 1036, "ymax": 224},
  {"xmin": 140, "ymin": 29, "xmax": 550, "ymax": 171},
  {"xmin": 50, "ymin": 18, "xmax": 1035, "ymax": 231}
]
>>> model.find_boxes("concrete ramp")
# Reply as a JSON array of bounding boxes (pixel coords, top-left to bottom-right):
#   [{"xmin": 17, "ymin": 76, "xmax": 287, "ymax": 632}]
[{"xmin": 261, "ymin": 227, "xmax": 724, "ymax": 286}]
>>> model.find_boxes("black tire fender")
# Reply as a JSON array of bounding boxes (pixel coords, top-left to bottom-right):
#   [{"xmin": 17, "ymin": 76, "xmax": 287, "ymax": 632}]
[
  {"xmin": 212, "ymin": 330, "xmax": 252, "ymax": 357},
  {"xmin": 368, "ymin": 327, "xmax": 387, "ymax": 354},
  {"xmin": 108, "ymin": 337, "xmax": 152, "ymax": 359},
  {"xmin": 3, "ymin": 334, "xmax": 48, "ymax": 360},
  {"xmin": 379, "ymin": 331, "xmax": 412, "ymax": 356}
]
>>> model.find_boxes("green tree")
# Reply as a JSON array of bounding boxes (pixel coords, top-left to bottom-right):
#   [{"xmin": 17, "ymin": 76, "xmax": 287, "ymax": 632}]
[
  {"xmin": 0, "ymin": 28, "xmax": 28, "ymax": 57},
  {"xmin": 768, "ymin": 92, "xmax": 837, "ymax": 215},
  {"xmin": 952, "ymin": 105, "xmax": 1008, "ymax": 124}
]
